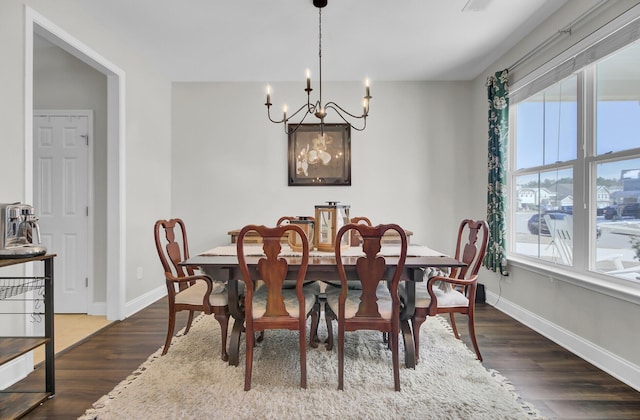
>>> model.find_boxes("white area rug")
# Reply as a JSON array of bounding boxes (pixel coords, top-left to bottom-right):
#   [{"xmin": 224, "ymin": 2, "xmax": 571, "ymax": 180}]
[{"xmin": 79, "ymin": 315, "xmax": 541, "ymax": 419}]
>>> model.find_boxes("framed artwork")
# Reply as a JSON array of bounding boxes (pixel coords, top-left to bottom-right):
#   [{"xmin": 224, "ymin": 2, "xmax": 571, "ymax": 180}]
[{"xmin": 288, "ymin": 123, "xmax": 351, "ymax": 186}]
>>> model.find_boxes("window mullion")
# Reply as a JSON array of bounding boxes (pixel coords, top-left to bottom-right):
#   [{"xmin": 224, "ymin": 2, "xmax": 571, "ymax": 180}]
[
  {"xmin": 583, "ymin": 67, "xmax": 598, "ymax": 271},
  {"xmin": 573, "ymin": 71, "xmax": 588, "ymax": 271}
]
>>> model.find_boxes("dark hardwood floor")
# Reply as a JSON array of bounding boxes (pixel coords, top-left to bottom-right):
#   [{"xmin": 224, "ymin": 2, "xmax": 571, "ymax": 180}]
[{"xmin": 12, "ymin": 299, "xmax": 640, "ymax": 419}]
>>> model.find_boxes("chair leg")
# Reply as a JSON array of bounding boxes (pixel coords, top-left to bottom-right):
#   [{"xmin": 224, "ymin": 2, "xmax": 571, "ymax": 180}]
[
  {"xmin": 228, "ymin": 318, "xmax": 244, "ymax": 367},
  {"xmin": 337, "ymin": 325, "xmax": 344, "ymax": 390},
  {"xmin": 162, "ymin": 310, "xmax": 177, "ymax": 356},
  {"xmin": 299, "ymin": 322, "xmax": 308, "ymax": 389},
  {"xmin": 184, "ymin": 310, "xmax": 195, "ymax": 334},
  {"xmin": 411, "ymin": 311, "xmax": 427, "ymax": 363},
  {"xmin": 244, "ymin": 326, "xmax": 255, "ymax": 391},
  {"xmin": 400, "ymin": 320, "xmax": 416, "ymax": 369},
  {"xmin": 214, "ymin": 312, "xmax": 230, "ymax": 362},
  {"xmin": 449, "ymin": 312, "xmax": 461, "ymax": 339},
  {"xmin": 309, "ymin": 298, "xmax": 320, "ymax": 348},
  {"xmin": 391, "ymin": 327, "xmax": 400, "ymax": 392},
  {"xmin": 325, "ymin": 308, "xmax": 335, "ymax": 351},
  {"xmin": 382, "ymin": 332, "xmax": 391, "ymax": 350},
  {"xmin": 467, "ymin": 311, "xmax": 483, "ymax": 361}
]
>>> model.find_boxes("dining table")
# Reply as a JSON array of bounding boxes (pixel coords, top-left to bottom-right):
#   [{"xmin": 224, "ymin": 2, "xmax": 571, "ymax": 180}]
[{"xmin": 182, "ymin": 243, "xmax": 465, "ymax": 369}]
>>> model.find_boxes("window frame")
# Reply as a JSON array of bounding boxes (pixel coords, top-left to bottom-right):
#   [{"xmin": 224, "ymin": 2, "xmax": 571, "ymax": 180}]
[{"xmin": 506, "ymin": 13, "xmax": 640, "ymax": 301}]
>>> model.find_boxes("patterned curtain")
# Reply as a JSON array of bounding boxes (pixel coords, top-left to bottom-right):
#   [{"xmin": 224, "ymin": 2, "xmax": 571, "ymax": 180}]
[{"xmin": 484, "ymin": 69, "xmax": 509, "ymax": 276}]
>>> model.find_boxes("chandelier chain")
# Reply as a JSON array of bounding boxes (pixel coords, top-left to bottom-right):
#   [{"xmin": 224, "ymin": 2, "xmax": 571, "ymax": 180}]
[{"xmin": 318, "ymin": 8, "xmax": 322, "ymax": 108}]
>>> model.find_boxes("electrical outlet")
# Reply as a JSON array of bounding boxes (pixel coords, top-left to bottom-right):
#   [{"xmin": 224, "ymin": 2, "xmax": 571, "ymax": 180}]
[{"xmin": 137, "ymin": 267, "xmax": 143, "ymax": 280}]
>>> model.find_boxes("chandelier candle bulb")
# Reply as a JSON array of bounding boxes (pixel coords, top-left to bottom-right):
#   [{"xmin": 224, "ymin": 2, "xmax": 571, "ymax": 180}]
[
  {"xmin": 266, "ymin": 86, "xmax": 271, "ymax": 105},
  {"xmin": 365, "ymin": 78, "xmax": 370, "ymax": 98},
  {"xmin": 306, "ymin": 69, "xmax": 311, "ymax": 91},
  {"xmin": 283, "ymin": 104, "xmax": 287, "ymax": 121}
]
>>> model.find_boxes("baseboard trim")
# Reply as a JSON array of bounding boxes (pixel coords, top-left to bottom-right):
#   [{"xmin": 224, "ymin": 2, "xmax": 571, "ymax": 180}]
[
  {"xmin": 125, "ymin": 285, "xmax": 166, "ymax": 318},
  {"xmin": 0, "ymin": 353, "xmax": 32, "ymax": 389},
  {"xmin": 486, "ymin": 290, "xmax": 640, "ymax": 392},
  {"xmin": 88, "ymin": 301, "xmax": 106, "ymax": 316}
]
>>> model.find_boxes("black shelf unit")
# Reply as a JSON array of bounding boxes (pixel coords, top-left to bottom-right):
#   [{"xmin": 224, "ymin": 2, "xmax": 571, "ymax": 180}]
[{"xmin": 0, "ymin": 254, "xmax": 55, "ymax": 419}]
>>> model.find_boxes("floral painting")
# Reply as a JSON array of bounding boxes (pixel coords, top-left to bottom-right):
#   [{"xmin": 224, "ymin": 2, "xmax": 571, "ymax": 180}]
[{"xmin": 288, "ymin": 124, "xmax": 351, "ymax": 186}]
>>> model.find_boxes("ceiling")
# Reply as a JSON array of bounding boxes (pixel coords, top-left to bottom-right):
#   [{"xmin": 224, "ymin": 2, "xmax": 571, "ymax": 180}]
[{"xmin": 53, "ymin": 0, "xmax": 567, "ymax": 82}]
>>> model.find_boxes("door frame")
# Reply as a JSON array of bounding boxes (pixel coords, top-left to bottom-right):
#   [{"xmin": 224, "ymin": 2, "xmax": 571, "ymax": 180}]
[
  {"xmin": 34, "ymin": 109, "xmax": 94, "ymax": 313},
  {"xmin": 25, "ymin": 7, "xmax": 126, "ymax": 320}
]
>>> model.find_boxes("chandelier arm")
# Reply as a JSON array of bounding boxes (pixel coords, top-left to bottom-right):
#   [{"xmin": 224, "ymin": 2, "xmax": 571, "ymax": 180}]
[
  {"xmin": 323, "ymin": 104, "xmax": 368, "ymax": 131},
  {"xmin": 289, "ymin": 103, "xmax": 315, "ymax": 120},
  {"xmin": 324, "ymin": 102, "xmax": 368, "ymax": 119},
  {"xmin": 266, "ymin": 106, "xmax": 286, "ymax": 124},
  {"xmin": 307, "ymin": 98, "xmax": 319, "ymax": 115},
  {"xmin": 349, "ymin": 120, "xmax": 367, "ymax": 132},
  {"xmin": 267, "ymin": 102, "xmax": 310, "ymax": 124},
  {"xmin": 285, "ymin": 112, "xmax": 315, "ymax": 135}
]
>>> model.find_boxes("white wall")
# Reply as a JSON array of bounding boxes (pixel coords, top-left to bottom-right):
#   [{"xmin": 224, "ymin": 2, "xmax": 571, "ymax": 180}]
[
  {"xmin": 472, "ymin": 0, "xmax": 640, "ymax": 389},
  {"xmin": 171, "ymin": 81, "xmax": 482, "ymax": 255},
  {"xmin": 0, "ymin": 1, "xmax": 173, "ymax": 316},
  {"xmin": 0, "ymin": 1, "xmax": 27, "ymax": 202}
]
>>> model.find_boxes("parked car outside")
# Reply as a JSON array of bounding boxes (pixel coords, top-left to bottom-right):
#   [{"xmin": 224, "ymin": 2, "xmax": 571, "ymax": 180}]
[
  {"xmin": 603, "ymin": 205, "xmax": 618, "ymax": 220},
  {"xmin": 603, "ymin": 202, "xmax": 640, "ymax": 220},
  {"xmin": 527, "ymin": 212, "xmax": 568, "ymax": 235},
  {"xmin": 527, "ymin": 211, "xmax": 601, "ymax": 238}
]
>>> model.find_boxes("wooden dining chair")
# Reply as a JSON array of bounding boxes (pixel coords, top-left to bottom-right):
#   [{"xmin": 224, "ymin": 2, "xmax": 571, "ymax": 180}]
[
  {"xmin": 154, "ymin": 218, "xmax": 230, "ymax": 360},
  {"xmin": 237, "ymin": 224, "xmax": 320, "ymax": 391},
  {"xmin": 324, "ymin": 223, "xmax": 408, "ymax": 391},
  {"xmin": 401, "ymin": 219, "xmax": 488, "ymax": 362}
]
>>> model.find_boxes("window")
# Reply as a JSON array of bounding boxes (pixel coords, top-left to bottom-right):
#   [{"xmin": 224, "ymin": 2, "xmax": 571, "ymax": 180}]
[{"xmin": 510, "ymin": 35, "xmax": 640, "ymax": 283}]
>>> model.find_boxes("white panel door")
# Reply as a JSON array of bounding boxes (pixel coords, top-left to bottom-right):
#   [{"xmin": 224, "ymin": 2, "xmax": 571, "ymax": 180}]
[{"xmin": 33, "ymin": 113, "xmax": 90, "ymax": 313}]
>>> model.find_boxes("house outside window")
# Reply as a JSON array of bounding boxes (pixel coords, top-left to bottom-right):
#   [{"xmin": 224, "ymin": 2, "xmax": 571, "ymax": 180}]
[{"xmin": 509, "ymin": 32, "xmax": 640, "ymax": 283}]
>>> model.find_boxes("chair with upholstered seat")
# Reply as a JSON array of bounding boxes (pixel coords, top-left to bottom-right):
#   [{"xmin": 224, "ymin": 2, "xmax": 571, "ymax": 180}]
[
  {"xmin": 154, "ymin": 218, "xmax": 230, "ymax": 360},
  {"xmin": 401, "ymin": 219, "xmax": 488, "ymax": 362},
  {"xmin": 237, "ymin": 224, "xmax": 319, "ymax": 391},
  {"xmin": 324, "ymin": 223, "xmax": 407, "ymax": 391}
]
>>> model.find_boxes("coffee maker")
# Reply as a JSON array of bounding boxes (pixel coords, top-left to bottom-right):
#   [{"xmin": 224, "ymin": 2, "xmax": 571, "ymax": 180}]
[{"xmin": 0, "ymin": 203, "xmax": 47, "ymax": 258}]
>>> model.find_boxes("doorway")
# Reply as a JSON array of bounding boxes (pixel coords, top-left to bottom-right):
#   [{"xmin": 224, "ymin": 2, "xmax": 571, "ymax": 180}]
[
  {"xmin": 26, "ymin": 7, "xmax": 126, "ymax": 320},
  {"xmin": 33, "ymin": 111, "xmax": 92, "ymax": 313}
]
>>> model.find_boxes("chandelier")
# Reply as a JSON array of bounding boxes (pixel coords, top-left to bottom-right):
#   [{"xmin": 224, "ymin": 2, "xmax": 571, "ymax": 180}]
[{"xmin": 264, "ymin": 0, "xmax": 371, "ymax": 134}]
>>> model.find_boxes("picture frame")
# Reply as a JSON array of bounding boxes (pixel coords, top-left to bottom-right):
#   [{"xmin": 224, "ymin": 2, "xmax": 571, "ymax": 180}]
[{"xmin": 288, "ymin": 123, "xmax": 351, "ymax": 186}]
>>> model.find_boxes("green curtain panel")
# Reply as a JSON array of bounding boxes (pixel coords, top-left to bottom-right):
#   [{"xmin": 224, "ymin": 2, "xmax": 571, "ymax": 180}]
[{"xmin": 484, "ymin": 70, "xmax": 509, "ymax": 276}]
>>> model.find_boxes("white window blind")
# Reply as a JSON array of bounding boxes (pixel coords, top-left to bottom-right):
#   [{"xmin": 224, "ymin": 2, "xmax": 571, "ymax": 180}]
[{"xmin": 511, "ymin": 9, "xmax": 640, "ymax": 104}]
